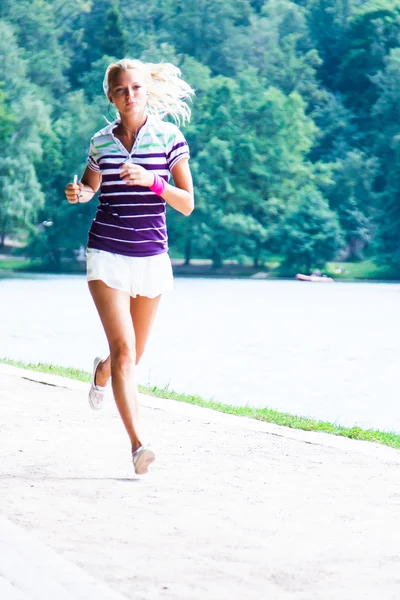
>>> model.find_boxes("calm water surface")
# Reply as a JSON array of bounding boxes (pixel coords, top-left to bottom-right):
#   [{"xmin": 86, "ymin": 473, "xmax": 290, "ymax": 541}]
[{"xmin": 1, "ymin": 274, "xmax": 399, "ymax": 432}]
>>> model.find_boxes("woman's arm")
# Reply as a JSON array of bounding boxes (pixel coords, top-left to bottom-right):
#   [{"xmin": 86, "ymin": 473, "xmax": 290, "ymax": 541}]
[
  {"xmin": 65, "ymin": 167, "xmax": 101, "ymax": 204},
  {"xmin": 120, "ymin": 158, "xmax": 194, "ymax": 216},
  {"xmin": 161, "ymin": 158, "xmax": 194, "ymax": 216}
]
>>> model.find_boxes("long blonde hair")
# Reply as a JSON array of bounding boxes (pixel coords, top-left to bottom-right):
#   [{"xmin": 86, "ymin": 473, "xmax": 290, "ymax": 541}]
[{"xmin": 103, "ymin": 58, "xmax": 195, "ymax": 125}]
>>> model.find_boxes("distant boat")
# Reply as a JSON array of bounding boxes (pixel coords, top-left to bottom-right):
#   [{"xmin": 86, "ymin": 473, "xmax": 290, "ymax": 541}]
[{"xmin": 296, "ymin": 273, "xmax": 334, "ymax": 283}]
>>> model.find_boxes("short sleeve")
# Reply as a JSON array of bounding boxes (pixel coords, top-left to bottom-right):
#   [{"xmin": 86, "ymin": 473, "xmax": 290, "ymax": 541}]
[
  {"xmin": 87, "ymin": 138, "xmax": 101, "ymax": 172},
  {"xmin": 166, "ymin": 127, "xmax": 190, "ymax": 170}
]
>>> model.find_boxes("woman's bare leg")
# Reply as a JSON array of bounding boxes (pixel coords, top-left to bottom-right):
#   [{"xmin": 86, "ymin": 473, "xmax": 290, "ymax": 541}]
[
  {"xmin": 129, "ymin": 294, "xmax": 161, "ymax": 364},
  {"xmin": 89, "ymin": 281, "xmax": 140, "ymax": 451},
  {"xmin": 95, "ymin": 294, "xmax": 161, "ymax": 383},
  {"xmin": 88, "ymin": 282, "xmax": 161, "ymax": 451}
]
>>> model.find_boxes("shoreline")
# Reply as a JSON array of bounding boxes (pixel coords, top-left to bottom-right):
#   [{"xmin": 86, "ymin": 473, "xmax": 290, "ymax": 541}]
[
  {"xmin": 1, "ymin": 262, "xmax": 400, "ymax": 283},
  {"xmin": 1, "ymin": 358, "xmax": 399, "ymax": 450},
  {"xmin": 1, "ymin": 249, "xmax": 399, "ymax": 281},
  {"xmin": 2, "ymin": 269, "xmax": 400, "ymax": 284},
  {"xmin": 1, "ymin": 251, "xmax": 399, "ymax": 282}
]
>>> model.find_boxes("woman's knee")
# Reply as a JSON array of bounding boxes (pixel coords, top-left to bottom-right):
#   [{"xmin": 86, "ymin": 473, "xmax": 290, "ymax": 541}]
[{"xmin": 111, "ymin": 343, "xmax": 136, "ymax": 373}]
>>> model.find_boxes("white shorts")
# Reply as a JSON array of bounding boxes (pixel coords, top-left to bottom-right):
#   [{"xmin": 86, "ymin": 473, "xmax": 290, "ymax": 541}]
[{"xmin": 86, "ymin": 248, "xmax": 174, "ymax": 298}]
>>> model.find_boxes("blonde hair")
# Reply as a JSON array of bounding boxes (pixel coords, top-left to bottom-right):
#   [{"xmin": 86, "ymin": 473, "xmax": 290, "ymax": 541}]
[{"xmin": 103, "ymin": 58, "xmax": 195, "ymax": 125}]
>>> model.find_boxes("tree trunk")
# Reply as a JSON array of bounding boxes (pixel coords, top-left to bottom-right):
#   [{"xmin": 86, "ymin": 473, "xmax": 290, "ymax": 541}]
[
  {"xmin": 47, "ymin": 231, "xmax": 62, "ymax": 270},
  {"xmin": 184, "ymin": 235, "xmax": 192, "ymax": 266},
  {"xmin": 0, "ymin": 218, "xmax": 6, "ymax": 248},
  {"xmin": 253, "ymin": 241, "xmax": 261, "ymax": 268},
  {"xmin": 212, "ymin": 250, "xmax": 223, "ymax": 269}
]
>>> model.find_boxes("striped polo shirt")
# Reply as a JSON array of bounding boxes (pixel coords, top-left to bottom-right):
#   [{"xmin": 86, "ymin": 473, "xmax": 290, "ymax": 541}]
[{"xmin": 86, "ymin": 116, "xmax": 190, "ymax": 257}]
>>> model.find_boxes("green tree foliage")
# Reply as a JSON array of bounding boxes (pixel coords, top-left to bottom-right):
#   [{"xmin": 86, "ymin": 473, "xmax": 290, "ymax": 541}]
[
  {"xmin": 0, "ymin": 20, "xmax": 48, "ymax": 245},
  {"xmin": 220, "ymin": 0, "xmax": 322, "ymax": 106},
  {"xmin": 1, "ymin": 0, "xmax": 400, "ymax": 272},
  {"xmin": 3, "ymin": 0, "xmax": 69, "ymax": 93},
  {"xmin": 171, "ymin": 67, "xmax": 322, "ymax": 268},
  {"xmin": 323, "ymin": 151, "xmax": 377, "ymax": 258},
  {"xmin": 309, "ymin": 91, "xmax": 355, "ymax": 161},
  {"xmin": 338, "ymin": 0, "xmax": 400, "ymax": 120},
  {"xmin": 0, "ymin": 87, "xmax": 16, "ymax": 143},
  {"xmin": 166, "ymin": 0, "xmax": 252, "ymax": 74},
  {"xmin": 370, "ymin": 48, "xmax": 400, "ymax": 267},
  {"xmin": 280, "ymin": 187, "xmax": 344, "ymax": 272},
  {"xmin": 30, "ymin": 91, "xmax": 104, "ymax": 266},
  {"xmin": 305, "ymin": 0, "xmax": 360, "ymax": 88},
  {"xmin": 99, "ymin": 2, "xmax": 127, "ymax": 59},
  {"xmin": 68, "ymin": 0, "xmax": 124, "ymax": 80},
  {"xmin": 119, "ymin": 0, "xmax": 171, "ymax": 57}
]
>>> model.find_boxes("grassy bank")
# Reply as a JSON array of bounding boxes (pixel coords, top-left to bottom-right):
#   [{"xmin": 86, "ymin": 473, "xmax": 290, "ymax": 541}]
[
  {"xmin": 0, "ymin": 258, "xmax": 34, "ymax": 271},
  {"xmin": 2, "ymin": 358, "xmax": 399, "ymax": 450},
  {"xmin": 325, "ymin": 260, "xmax": 397, "ymax": 281},
  {"xmin": 0, "ymin": 257, "xmax": 86, "ymax": 274},
  {"xmin": 1, "ymin": 254, "xmax": 399, "ymax": 281}
]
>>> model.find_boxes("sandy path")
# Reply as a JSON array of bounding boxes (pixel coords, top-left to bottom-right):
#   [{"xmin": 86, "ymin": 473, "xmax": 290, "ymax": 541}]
[{"xmin": 1, "ymin": 365, "xmax": 400, "ymax": 599}]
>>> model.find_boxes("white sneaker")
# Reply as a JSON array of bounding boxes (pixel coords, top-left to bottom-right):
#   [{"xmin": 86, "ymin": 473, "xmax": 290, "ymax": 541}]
[
  {"xmin": 88, "ymin": 357, "xmax": 110, "ymax": 410},
  {"xmin": 132, "ymin": 445, "xmax": 156, "ymax": 475}
]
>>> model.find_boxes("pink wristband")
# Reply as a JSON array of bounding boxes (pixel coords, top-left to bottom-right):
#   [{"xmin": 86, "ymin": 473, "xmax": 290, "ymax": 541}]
[{"xmin": 150, "ymin": 173, "xmax": 166, "ymax": 196}]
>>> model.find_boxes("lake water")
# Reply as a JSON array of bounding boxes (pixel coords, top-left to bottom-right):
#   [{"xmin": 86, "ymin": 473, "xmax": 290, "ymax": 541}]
[{"xmin": 1, "ymin": 273, "xmax": 400, "ymax": 433}]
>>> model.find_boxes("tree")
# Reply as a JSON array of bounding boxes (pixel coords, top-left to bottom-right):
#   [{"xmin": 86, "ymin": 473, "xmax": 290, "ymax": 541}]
[
  {"xmin": 120, "ymin": 0, "xmax": 170, "ymax": 57},
  {"xmin": 2, "ymin": 0, "xmax": 399, "ymax": 271},
  {"xmin": 174, "ymin": 66, "xmax": 322, "ymax": 267},
  {"xmin": 322, "ymin": 151, "xmax": 377, "ymax": 259},
  {"xmin": 69, "ymin": 0, "xmax": 127, "ymax": 79},
  {"xmin": 280, "ymin": 186, "xmax": 344, "ymax": 272},
  {"xmin": 0, "ymin": 87, "xmax": 16, "ymax": 145},
  {"xmin": 370, "ymin": 47, "xmax": 400, "ymax": 267},
  {"xmin": 0, "ymin": 92, "xmax": 47, "ymax": 246},
  {"xmin": 78, "ymin": 54, "xmax": 118, "ymax": 102},
  {"xmin": 0, "ymin": 21, "xmax": 49, "ymax": 245},
  {"xmin": 0, "ymin": 157, "xmax": 45, "ymax": 248},
  {"xmin": 3, "ymin": 0, "xmax": 69, "ymax": 94},
  {"xmin": 305, "ymin": 0, "xmax": 361, "ymax": 88},
  {"xmin": 164, "ymin": 0, "xmax": 252, "ymax": 74},
  {"xmin": 309, "ymin": 91, "xmax": 356, "ymax": 161},
  {"xmin": 189, "ymin": 136, "xmax": 236, "ymax": 268},
  {"xmin": 30, "ymin": 90, "xmax": 104, "ymax": 267},
  {"xmin": 338, "ymin": 0, "xmax": 400, "ymax": 123},
  {"xmin": 219, "ymin": 0, "xmax": 322, "ymax": 107},
  {"xmin": 99, "ymin": 2, "xmax": 127, "ymax": 59}
]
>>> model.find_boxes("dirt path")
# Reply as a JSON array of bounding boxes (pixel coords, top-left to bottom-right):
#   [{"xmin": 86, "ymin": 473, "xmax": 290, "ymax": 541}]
[{"xmin": 1, "ymin": 365, "xmax": 400, "ymax": 600}]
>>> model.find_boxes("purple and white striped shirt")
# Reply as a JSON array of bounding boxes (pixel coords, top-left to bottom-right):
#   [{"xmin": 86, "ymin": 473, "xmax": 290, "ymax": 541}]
[{"xmin": 86, "ymin": 116, "xmax": 190, "ymax": 257}]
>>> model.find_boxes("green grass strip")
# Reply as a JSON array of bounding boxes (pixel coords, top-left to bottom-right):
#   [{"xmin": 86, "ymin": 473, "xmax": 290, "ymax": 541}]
[
  {"xmin": 2, "ymin": 357, "xmax": 400, "ymax": 450},
  {"xmin": 0, "ymin": 259, "xmax": 34, "ymax": 271}
]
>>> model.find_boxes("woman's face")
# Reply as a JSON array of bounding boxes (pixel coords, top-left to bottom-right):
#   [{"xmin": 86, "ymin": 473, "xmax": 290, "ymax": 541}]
[{"xmin": 108, "ymin": 68, "xmax": 148, "ymax": 117}]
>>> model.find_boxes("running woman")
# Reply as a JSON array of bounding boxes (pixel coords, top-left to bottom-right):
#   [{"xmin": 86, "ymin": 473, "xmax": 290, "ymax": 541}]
[{"xmin": 65, "ymin": 59, "xmax": 194, "ymax": 474}]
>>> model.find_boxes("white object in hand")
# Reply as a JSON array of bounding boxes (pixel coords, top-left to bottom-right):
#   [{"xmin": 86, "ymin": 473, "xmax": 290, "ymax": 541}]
[{"xmin": 73, "ymin": 174, "xmax": 81, "ymax": 202}]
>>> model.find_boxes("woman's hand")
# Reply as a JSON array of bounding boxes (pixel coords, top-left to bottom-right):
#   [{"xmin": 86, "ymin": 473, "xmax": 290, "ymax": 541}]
[
  {"xmin": 65, "ymin": 181, "xmax": 84, "ymax": 204},
  {"xmin": 120, "ymin": 163, "xmax": 155, "ymax": 187}
]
